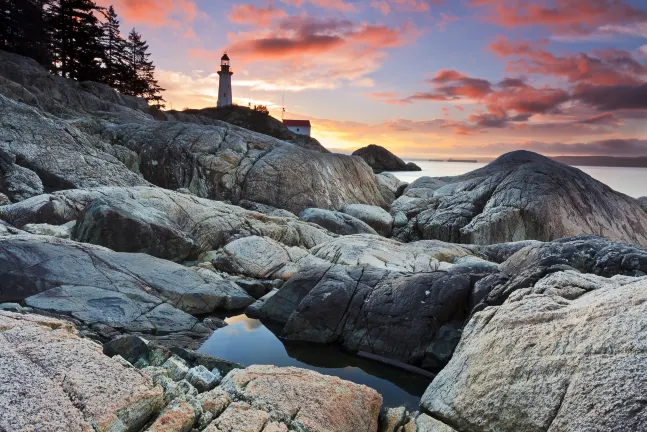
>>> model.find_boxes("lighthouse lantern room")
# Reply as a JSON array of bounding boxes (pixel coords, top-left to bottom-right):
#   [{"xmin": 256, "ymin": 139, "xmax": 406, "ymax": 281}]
[{"xmin": 217, "ymin": 53, "xmax": 233, "ymax": 107}]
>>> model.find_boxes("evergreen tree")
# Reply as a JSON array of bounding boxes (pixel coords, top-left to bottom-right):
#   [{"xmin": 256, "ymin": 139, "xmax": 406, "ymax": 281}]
[
  {"xmin": 124, "ymin": 28, "xmax": 165, "ymax": 106},
  {"xmin": 100, "ymin": 5, "xmax": 127, "ymax": 88},
  {"xmin": 0, "ymin": 0, "xmax": 52, "ymax": 66},
  {"xmin": 49, "ymin": 0, "xmax": 104, "ymax": 81}
]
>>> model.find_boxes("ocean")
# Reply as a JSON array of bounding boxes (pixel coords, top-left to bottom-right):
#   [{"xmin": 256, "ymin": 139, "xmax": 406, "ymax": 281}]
[{"xmin": 389, "ymin": 161, "xmax": 647, "ymax": 199}]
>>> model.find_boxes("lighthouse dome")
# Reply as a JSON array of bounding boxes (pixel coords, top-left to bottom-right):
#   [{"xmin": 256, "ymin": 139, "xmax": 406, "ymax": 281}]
[{"xmin": 221, "ymin": 53, "xmax": 230, "ymax": 61}]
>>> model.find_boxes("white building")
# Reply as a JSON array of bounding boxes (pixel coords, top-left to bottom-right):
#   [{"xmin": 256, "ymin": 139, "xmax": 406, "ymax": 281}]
[
  {"xmin": 217, "ymin": 53, "xmax": 233, "ymax": 107},
  {"xmin": 283, "ymin": 119, "xmax": 311, "ymax": 136}
]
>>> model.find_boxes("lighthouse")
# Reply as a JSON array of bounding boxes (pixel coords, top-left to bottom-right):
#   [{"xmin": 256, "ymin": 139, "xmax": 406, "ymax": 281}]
[{"xmin": 217, "ymin": 53, "xmax": 233, "ymax": 107}]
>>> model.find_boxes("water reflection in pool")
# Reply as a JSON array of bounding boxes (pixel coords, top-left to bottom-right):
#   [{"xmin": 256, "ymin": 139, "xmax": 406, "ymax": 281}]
[{"xmin": 198, "ymin": 314, "xmax": 432, "ymax": 410}]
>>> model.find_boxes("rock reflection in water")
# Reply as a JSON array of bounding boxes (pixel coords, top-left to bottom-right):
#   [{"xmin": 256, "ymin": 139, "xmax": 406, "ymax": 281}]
[{"xmin": 198, "ymin": 314, "xmax": 431, "ymax": 409}]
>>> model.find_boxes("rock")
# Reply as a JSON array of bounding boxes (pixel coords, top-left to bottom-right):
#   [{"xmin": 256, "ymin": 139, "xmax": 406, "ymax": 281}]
[
  {"xmin": 639, "ymin": 196, "xmax": 647, "ymax": 212},
  {"xmin": 480, "ymin": 235, "xmax": 647, "ymax": 307},
  {"xmin": 375, "ymin": 172, "xmax": 408, "ymax": 204},
  {"xmin": 380, "ymin": 406, "xmax": 407, "ymax": 432},
  {"xmin": 310, "ymin": 234, "xmax": 474, "ymax": 273},
  {"xmin": 393, "ymin": 211, "xmax": 408, "ymax": 228},
  {"xmin": 1, "ymin": 51, "xmax": 386, "ymax": 214},
  {"xmin": 421, "ymin": 272, "xmax": 647, "ymax": 432},
  {"xmin": 234, "ymin": 279, "xmax": 271, "ymax": 299},
  {"xmin": 0, "ymin": 311, "xmax": 164, "ymax": 432},
  {"xmin": 0, "ymin": 235, "xmax": 253, "ymax": 345},
  {"xmin": 103, "ymin": 334, "xmax": 151, "ymax": 365},
  {"xmin": 0, "ymin": 192, "xmax": 10, "ymax": 205},
  {"xmin": 300, "ymin": 207, "xmax": 378, "ymax": 236},
  {"xmin": 210, "ymin": 236, "xmax": 328, "ymax": 281},
  {"xmin": 257, "ymin": 262, "xmax": 497, "ymax": 367},
  {"xmin": 207, "ymin": 402, "xmax": 270, "ymax": 432},
  {"xmin": 411, "ymin": 414, "xmax": 457, "ymax": 432},
  {"xmin": 22, "ymin": 221, "xmax": 74, "ymax": 238},
  {"xmin": 202, "ymin": 317, "xmax": 228, "ymax": 330},
  {"xmin": 245, "ymin": 289, "xmax": 280, "ymax": 318},
  {"xmin": 341, "ymin": 203, "xmax": 394, "ymax": 237},
  {"xmin": 352, "ymin": 144, "xmax": 422, "ymax": 173},
  {"xmin": 0, "ymin": 187, "xmax": 333, "ymax": 260},
  {"xmin": 146, "ymin": 398, "xmax": 198, "ymax": 432},
  {"xmin": 0, "ymin": 147, "xmax": 44, "ymax": 202},
  {"xmin": 185, "ymin": 365, "xmax": 220, "ymax": 392},
  {"xmin": 163, "ymin": 355, "xmax": 190, "ymax": 381},
  {"xmin": 0, "ymin": 302, "xmax": 24, "ymax": 313},
  {"xmin": 219, "ymin": 365, "xmax": 382, "ymax": 432},
  {"xmin": 238, "ymin": 199, "xmax": 298, "ymax": 219},
  {"xmin": 392, "ymin": 151, "xmax": 647, "ymax": 246},
  {"xmin": 197, "ymin": 388, "xmax": 231, "ymax": 417}
]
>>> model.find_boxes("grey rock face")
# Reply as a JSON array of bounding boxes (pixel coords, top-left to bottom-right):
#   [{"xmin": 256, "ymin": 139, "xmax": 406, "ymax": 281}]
[
  {"xmin": 478, "ymin": 235, "xmax": 647, "ymax": 307},
  {"xmin": 393, "ymin": 151, "xmax": 647, "ymax": 247},
  {"xmin": 299, "ymin": 208, "xmax": 378, "ymax": 236},
  {"xmin": 375, "ymin": 172, "xmax": 408, "ymax": 204},
  {"xmin": 341, "ymin": 203, "xmax": 394, "ymax": 237},
  {"xmin": 0, "ymin": 187, "xmax": 333, "ymax": 262},
  {"xmin": 0, "ymin": 235, "xmax": 253, "ymax": 344},
  {"xmin": 639, "ymin": 196, "xmax": 647, "ymax": 212},
  {"xmin": 22, "ymin": 221, "xmax": 74, "ymax": 239},
  {"xmin": 422, "ymin": 271, "xmax": 647, "ymax": 432},
  {"xmin": 256, "ymin": 262, "xmax": 497, "ymax": 368},
  {"xmin": 0, "ymin": 148, "xmax": 43, "ymax": 202},
  {"xmin": 352, "ymin": 144, "xmax": 422, "ymax": 173}
]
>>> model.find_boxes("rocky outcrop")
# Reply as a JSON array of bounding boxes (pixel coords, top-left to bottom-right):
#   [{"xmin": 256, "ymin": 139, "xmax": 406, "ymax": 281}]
[
  {"xmin": 421, "ymin": 271, "xmax": 647, "ymax": 432},
  {"xmin": 639, "ymin": 196, "xmax": 647, "ymax": 212},
  {"xmin": 475, "ymin": 235, "xmax": 647, "ymax": 308},
  {"xmin": 375, "ymin": 172, "xmax": 408, "ymax": 204},
  {"xmin": 0, "ymin": 187, "xmax": 333, "ymax": 262},
  {"xmin": 0, "ymin": 235, "xmax": 253, "ymax": 346},
  {"xmin": 208, "ymin": 236, "xmax": 328, "ymax": 281},
  {"xmin": 0, "ymin": 50, "xmax": 386, "ymax": 214},
  {"xmin": 353, "ymin": 145, "xmax": 422, "ymax": 173},
  {"xmin": 342, "ymin": 203, "xmax": 394, "ymax": 237},
  {"xmin": 0, "ymin": 147, "xmax": 43, "ymax": 202},
  {"xmin": 0, "ymin": 311, "xmax": 164, "ymax": 432},
  {"xmin": 255, "ymin": 261, "xmax": 498, "ymax": 369},
  {"xmin": 219, "ymin": 365, "xmax": 382, "ymax": 432},
  {"xmin": 393, "ymin": 151, "xmax": 647, "ymax": 247},
  {"xmin": 300, "ymin": 208, "xmax": 378, "ymax": 236}
]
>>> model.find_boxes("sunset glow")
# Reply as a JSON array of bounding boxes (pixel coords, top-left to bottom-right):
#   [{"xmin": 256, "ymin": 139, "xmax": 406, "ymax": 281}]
[{"xmin": 98, "ymin": 0, "xmax": 647, "ymax": 158}]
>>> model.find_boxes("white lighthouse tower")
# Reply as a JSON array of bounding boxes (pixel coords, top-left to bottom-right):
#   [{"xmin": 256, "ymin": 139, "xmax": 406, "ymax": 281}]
[{"xmin": 217, "ymin": 53, "xmax": 233, "ymax": 107}]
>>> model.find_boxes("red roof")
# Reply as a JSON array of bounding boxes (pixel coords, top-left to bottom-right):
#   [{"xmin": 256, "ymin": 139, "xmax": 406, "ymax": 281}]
[{"xmin": 283, "ymin": 119, "xmax": 311, "ymax": 127}]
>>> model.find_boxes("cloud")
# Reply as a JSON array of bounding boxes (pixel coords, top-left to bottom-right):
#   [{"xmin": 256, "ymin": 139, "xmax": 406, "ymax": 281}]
[
  {"xmin": 228, "ymin": 4, "xmax": 288, "ymax": 27},
  {"xmin": 488, "ymin": 36, "xmax": 647, "ymax": 86},
  {"xmin": 476, "ymin": 138, "xmax": 647, "ymax": 157},
  {"xmin": 468, "ymin": 0, "xmax": 647, "ymax": 37},
  {"xmin": 573, "ymin": 83, "xmax": 647, "ymax": 111},
  {"xmin": 96, "ymin": 0, "xmax": 198, "ymax": 27},
  {"xmin": 279, "ymin": 0, "xmax": 357, "ymax": 12}
]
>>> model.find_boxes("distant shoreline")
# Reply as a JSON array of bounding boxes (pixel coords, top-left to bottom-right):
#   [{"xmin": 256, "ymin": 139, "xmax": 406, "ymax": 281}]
[{"xmin": 404, "ymin": 156, "xmax": 647, "ymax": 169}]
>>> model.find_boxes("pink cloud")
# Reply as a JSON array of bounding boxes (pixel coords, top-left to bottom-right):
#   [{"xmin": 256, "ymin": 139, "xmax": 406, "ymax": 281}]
[{"xmin": 96, "ymin": 0, "xmax": 198, "ymax": 27}]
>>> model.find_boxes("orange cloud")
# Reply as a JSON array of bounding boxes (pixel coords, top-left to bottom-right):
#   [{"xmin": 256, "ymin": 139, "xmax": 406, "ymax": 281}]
[
  {"xmin": 96, "ymin": 0, "xmax": 198, "ymax": 27},
  {"xmin": 228, "ymin": 4, "xmax": 288, "ymax": 27}
]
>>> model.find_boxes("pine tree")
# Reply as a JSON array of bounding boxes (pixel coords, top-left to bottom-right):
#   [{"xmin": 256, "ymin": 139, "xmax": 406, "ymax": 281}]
[
  {"xmin": 124, "ymin": 28, "xmax": 165, "ymax": 106},
  {"xmin": 0, "ymin": 0, "xmax": 52, "ymax": 66},
  {"xmin": 100, "ymin": 5, "xmax": 127, "ymax": 88},
  {"xmin": 49, "ymin": 0, "xmax": 104, "ymax": 81}
]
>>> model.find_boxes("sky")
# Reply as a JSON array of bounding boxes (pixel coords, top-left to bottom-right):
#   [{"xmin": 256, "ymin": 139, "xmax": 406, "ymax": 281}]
[{"xmin": 95, "ymin": 0, "xmax": 647, "ymax": 159}]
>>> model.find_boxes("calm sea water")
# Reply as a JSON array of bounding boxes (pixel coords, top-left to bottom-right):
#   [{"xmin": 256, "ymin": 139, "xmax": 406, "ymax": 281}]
[
  {"xmin": 390, "ymin": 161, "xmax": 647, "ymax": 199},
  {"xmin": 199, "ymin": 314, "xmax": 432, "ymax": 410}
]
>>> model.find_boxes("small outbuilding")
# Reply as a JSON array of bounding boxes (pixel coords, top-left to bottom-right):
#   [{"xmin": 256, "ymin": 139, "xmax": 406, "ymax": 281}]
[{"xmin": 283, "ymin": 119, "xmax": 311, "ymax": 136}]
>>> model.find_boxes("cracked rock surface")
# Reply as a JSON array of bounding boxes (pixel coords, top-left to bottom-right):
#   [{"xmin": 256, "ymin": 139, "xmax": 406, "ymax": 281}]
[
  {"xmin": 421, "ymin": 271, "xmax": 647, "ymax": 432},
  {"xmin": 392, "ymin": 150, "xmax": 647, "ymax": 247}
]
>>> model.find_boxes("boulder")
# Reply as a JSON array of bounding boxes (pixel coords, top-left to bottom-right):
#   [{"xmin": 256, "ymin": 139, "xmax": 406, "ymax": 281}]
[
  {"xmin": 22, "ymin": 221, "xmax": 74, "ymax": 238},
  {"xmin": 209, "ymin": 236, "xmax": 328, "ymax": 280},
  {"xmin": 342, "ymin": 203, "xmax": 394, "ymax": 237},
  {"xmin": 0, "ymin": 235, "xmax": 253, "ymax": 345},
  {"xmin": 422, "ymin": 272, "xmax": 647, "ymax": 432},
  {"xmin": 352, "ymin": 145, "xmax": 422, "ymax": 173},
  {"xmin": 375, "ymin": 172, "xmax": 408, "ymax": 204},
  {"xmin": 219, "ymin": 365, "xmax": 383, "ymax": 432},
  {"xmin": 0, "ymin": 311, "xmax": 164, "ymax": 432},
  {"xmin": 0, "ymin": 187, "xmax": 334, "ymax": 261},
  {"xmin": 299, "ymin": 207, "xmax": 377, "ymax": 236},
  {"xmin": 0, "ymin": 147, "xmax": 44, "ymax": 202},
  {"xmin": 392, "ymin": 151, "xmax": 647, "ymax": 247},
  {"xmin": 0, "ymin": 192, "xmax": 9, "ymax": 205},
  {"xmin": 256, "ymin": 262, "xmax": 497, "ymax": 367}
]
